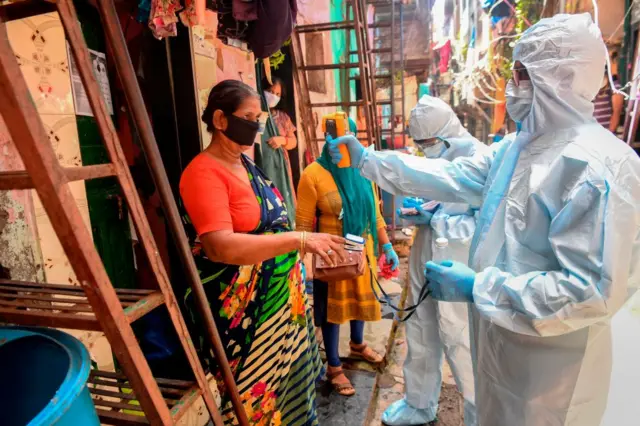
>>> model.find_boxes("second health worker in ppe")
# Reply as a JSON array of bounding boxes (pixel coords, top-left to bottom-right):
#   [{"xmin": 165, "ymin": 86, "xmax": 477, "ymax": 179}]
[
  {"xmin": 382, "ymin": 96, "xmax": 481, "ymax": 426},
  {"xmin": 329, "ymin": 13, "xmax": 640, "ymax": 426}
]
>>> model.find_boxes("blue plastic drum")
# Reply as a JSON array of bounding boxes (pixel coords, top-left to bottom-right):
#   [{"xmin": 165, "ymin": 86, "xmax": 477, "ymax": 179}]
[{"xmin": 0, "ymin": 326, "xmax": 100, "ymax": 426}]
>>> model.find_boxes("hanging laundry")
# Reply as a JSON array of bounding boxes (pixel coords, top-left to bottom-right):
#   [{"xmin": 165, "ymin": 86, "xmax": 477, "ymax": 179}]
[
  {"xmin": 233, "ymin": 0, "xmax": 258, "ymax": 22},
  {"xmin": 482, "ymin": 0, "xmax": 516, "ymax": 28},
  {"xmin": 136, "ymin": 0, "xmax": 151, "ymax": 23},
  {"xmin": 216, "ymin": 0, "xmax": 251, "ymax": 45},
  {"xmin": 148, "ymin": 0, "xmax": 182, "ymax": 39},
  {"xmin": 246, "ymin": 0, "xmax": 297, "ymax": 58},
  {"xmin": 179, "ymin": 0, "xmax": 205, "ymax": 26},
  {"xmin": 435, "ymin": 39, "xmax": 451, "ymax": 74}
]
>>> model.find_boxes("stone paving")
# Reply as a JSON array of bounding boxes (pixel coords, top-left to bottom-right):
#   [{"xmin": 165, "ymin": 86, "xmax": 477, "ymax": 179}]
[
  {"xmin": 315, "ymin": 260, "xmax": 405, "ymax": 425},
  {"xmin": 365, "ymin": 321, "xmax": 464, "ymax": 426},
  {"xmin": 365, "ymin": 232, "xmax": 465, "ymax": 426},
  {"xmin": 316, "ymin": 232, "xmax": 465, "ymax": 425}
]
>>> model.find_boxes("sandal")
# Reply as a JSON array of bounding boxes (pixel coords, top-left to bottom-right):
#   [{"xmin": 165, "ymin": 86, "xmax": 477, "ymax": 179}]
[
  {"xmin": 349, "ymin": 342, "xmax": 384, "ymax": 364},
  {"xmin": 326, "ymin": 367, "xmax": 356, "ymax": 397}
]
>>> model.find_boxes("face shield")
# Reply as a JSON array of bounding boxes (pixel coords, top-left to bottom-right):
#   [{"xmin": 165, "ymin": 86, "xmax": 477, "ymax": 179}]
[{"xmin": 414, "ymin": 136, "xmax": 450, "ymax": 158}]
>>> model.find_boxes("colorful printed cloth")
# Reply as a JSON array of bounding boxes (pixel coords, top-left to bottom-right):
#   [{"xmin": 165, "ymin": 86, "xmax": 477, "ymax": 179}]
[
  {"xmin": 182, "ymin": 155, "xmax": 323, "ymax": 425},
  {"xmin": 148, "ymin": 0, "xmax": 182, "ymax": 39}
]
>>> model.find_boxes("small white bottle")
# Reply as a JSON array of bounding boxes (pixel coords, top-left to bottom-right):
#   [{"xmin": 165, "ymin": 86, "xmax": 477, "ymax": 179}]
[{"xmin": 433, "ymin": 237, "xmax": 449, "ymax": 263}]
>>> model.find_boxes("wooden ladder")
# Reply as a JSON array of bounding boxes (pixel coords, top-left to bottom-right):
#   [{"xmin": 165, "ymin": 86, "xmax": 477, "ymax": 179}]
[
  {"xmin": 367, "ymin": 0, "xmax": 409, "ymax": 149},
  {"xmin": 0, "ymin": 0, "xmax": 248, "ymax": 424},
  {"xmin": 291, "ymin": 0, "xmax": 380, "ymax": 160}
]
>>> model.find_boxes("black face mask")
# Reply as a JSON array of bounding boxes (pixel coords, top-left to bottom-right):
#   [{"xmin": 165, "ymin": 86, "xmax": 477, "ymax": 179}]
[{"xmin": 222, "ymin": 114, "xmax": 260, "ymax": 146}]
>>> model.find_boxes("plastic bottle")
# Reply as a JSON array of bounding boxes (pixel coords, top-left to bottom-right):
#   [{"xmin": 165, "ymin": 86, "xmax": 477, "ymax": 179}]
[{"xmin": 433, "ymin": 237, "xmax": 449, "ymax": 263}]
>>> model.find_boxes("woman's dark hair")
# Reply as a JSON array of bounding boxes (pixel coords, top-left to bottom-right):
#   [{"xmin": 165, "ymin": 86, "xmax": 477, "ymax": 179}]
[
  {"xmin": 261, "ymin": 77, "xmax": 285, "ymax": 97},
  {"xmin": 201, "ymin": 80, "xmax": 259, "ymax": 133}
]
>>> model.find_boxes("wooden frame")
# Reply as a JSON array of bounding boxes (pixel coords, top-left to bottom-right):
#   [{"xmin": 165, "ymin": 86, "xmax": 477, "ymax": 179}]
[{"xmin": 0, "ymin": 0, "xmax": 248, "ymax": 424}]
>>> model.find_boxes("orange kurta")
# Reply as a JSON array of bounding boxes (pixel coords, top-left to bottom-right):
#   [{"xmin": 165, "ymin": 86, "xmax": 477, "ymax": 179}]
[{"xmin": 297, "ymin": 162, "xmax": 384, "ymax": 324}]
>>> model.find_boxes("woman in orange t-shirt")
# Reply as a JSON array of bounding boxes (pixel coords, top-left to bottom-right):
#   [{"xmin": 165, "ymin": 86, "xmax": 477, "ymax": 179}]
[{"xmin": 179, "ymin": 80, "xmax": 345, "ymax": 426}]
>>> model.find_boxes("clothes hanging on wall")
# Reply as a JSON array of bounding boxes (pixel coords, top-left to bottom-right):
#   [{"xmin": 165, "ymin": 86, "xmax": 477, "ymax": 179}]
[
  {"xmin": 148, "ymin": 0, "xmax": 182, "ymax": 39},
  {"xmin": 215, "ymin": 0, "xmax": 297, "ymax": 58},
  {"xmin": 435, "ymin": 40, "xmax": 452, "ymax": 74},
  {"xmin": 215, "ymin": 0, "xmax": 251, "ymax": 45},
  {"xmin": 246, "ymin": 0, "xmax": 297, "ymax": 58}
]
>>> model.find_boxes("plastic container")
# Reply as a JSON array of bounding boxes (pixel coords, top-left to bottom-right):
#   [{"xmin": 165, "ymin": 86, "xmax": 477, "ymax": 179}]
[
  {"xmin": 0, "ymin": 326, "xmax": 100, "ymax": 426},
  {"xmin": 433, "ymin": 237, "xmax": 449, "ymax": 263}
]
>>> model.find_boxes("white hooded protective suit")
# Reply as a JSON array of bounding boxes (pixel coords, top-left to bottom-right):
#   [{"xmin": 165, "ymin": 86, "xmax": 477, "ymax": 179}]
[
  {"xmin": 360, "ymin": 14, "xmax": 640, "ymax": 426},
  {"xmin": 384, "ymin": 96, "xmax": 484, "ymax": 426}
]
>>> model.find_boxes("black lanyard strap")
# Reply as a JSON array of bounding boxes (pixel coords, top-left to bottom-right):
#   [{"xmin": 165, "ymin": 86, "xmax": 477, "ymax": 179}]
[{"xmin": 367, "ymin": 255, "xmax": 431, "ymax": 323}]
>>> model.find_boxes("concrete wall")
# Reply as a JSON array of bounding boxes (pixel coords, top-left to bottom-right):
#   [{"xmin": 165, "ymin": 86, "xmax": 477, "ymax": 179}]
[
  {"xmin": 0, "ymin": 119, "xmax": 44, "ymax": 284},
  {"xmin": 574, "ymin": 0, "xmax": 626, "ymax": 42}
]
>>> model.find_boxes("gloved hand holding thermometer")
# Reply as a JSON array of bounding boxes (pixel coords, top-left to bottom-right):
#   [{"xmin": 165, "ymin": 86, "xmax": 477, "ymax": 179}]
[{"xmin": 327, "ymin": 134, "xmax": 366, "ymax": 168}]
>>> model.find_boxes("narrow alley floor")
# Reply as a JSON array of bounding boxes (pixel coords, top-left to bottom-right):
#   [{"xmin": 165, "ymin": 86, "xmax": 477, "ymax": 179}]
[{"xmin": 315, "ymin": 232, "xmax": 465, "ymax": 426}]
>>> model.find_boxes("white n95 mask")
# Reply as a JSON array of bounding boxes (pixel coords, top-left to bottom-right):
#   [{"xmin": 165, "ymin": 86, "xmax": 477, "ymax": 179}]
[
  {"xmin": 264, "ymin": 91, "xmax": 281, "ymax": 108},
  {"xmin": 506, "ymin": 79, "xmax": 533, "ymax": 123}
]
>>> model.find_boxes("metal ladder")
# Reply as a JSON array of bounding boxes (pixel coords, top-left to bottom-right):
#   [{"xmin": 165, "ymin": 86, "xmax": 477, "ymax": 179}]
[
  {"xmin": 0, "ymin": 0, "xmax": 247, "ymax": 424},
  {"xmin": 366, "ymin": 0, "xmax": 409, "ymax": 149},
  {"xmin": 291, "ymin": 0, "xmax": 380, "ymax": 160}
]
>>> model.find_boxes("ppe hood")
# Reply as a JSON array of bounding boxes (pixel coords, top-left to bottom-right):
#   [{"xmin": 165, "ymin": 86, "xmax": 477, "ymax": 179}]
[
  {"xmin": 408, "ymin": 95, "xmax": 473, "ymax": 140},
  {"xmin": 515, "ymin": 13, "xmax": 605, "ymax": 133}
]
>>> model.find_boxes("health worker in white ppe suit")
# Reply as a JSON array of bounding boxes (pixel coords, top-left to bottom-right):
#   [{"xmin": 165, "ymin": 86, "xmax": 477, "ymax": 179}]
[
  {"xmin": 327, "ymin": 13, "xmax": 640, "ymax": 426},
  {"xmin": 382, "ymin": 96, "xmax": 482, "ymax": 426}
]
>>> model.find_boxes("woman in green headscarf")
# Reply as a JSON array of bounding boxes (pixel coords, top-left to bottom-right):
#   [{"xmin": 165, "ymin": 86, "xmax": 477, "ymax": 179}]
[{"xmin": 296, "ymin": 118, "xmax": 399, "ymax": 396}]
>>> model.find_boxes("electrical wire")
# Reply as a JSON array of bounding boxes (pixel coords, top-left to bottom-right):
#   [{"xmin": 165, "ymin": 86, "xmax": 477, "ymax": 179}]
[
  {"xmin": 490, "ymin": 33, "xmax": 519, "ymax": 47},
  {"xmin": 470, "ymin": 72, "xmax": 505, "ymax": 103}
]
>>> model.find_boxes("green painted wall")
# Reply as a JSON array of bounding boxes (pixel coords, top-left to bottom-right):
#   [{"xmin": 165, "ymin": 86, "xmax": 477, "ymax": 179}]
[{"xmin": 330, "ymin": 0, "xmax": 358, "ymax": 112}]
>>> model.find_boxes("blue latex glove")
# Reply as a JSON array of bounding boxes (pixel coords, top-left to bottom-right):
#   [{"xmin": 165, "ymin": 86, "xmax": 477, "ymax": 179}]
[
  {"xmin": 402, "ymin": 197, "xmax": 425, "ymax": 209},
  {"xmin": 424, "ymin": 260, "xmax": 475, "ymax": 302},
  {"xmin": 397, "ymin": 204, "xmax": 434, "ymax": 225},
  {"xmin": 326, "ymin": 134, "xmax": 366, "ymax": 168},
  {"xmin": 382, "ymin": 243, "xmax": 400, "ymax": 271}
]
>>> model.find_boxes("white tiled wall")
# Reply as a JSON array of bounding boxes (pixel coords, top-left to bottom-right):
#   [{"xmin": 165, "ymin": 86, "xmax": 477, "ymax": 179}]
[{"xmin": 5, "ymin": 12, "xmax": 113, "ymax": 372}]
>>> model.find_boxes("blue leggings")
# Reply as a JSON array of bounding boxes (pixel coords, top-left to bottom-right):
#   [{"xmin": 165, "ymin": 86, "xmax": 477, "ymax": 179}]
[{"xmin": 322, "ymin": 320, "xmax": 365, "ymax": 367}]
